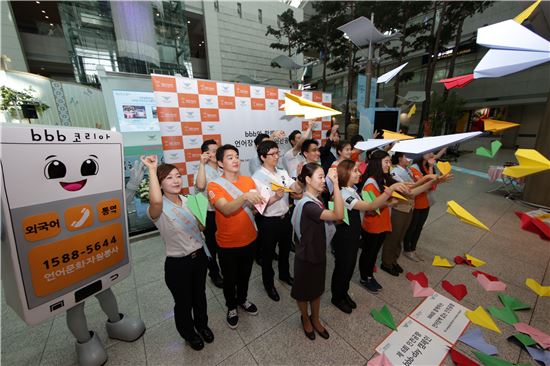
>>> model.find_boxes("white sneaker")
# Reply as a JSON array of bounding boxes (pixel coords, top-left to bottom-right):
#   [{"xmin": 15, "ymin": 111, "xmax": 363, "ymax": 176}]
[
  {"xmin": 413, "ymin": 252, "xmax": 424, "ymax": 262},
  {"xmin": 403, "ymin": 251, "xmax": 419, "ymax": 262}
]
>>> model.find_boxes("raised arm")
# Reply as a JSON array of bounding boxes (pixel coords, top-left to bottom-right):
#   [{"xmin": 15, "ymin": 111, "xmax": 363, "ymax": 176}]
[
  {"xmin": 293, "ymin": 121, "xmax": 314, "ymax": 153},
  {"xmin": 195, "ymin": 151, "xmax": 210, "ymax": 191},
  {"xmin": 141, "ymin": 155, "xmax": 163, "ymax": 220},
  {"xmin": 320, "ymin": 168, "xmax": 344, "ymax": 221}
]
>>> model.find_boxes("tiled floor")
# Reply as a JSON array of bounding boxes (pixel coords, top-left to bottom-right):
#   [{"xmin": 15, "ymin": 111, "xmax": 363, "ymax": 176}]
[{"xmin": 3, "ymin": 137, "xmax": 549, "ymax": 365}]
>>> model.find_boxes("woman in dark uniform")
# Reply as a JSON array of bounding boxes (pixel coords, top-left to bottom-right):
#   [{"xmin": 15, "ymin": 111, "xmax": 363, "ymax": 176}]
[{"xmin": 290, "ymin": 163, "xmax": 343, "ymax": 340}]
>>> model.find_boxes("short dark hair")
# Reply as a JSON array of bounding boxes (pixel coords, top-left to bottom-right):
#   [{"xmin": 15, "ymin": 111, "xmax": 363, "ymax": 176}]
[
  {"xmin": 350, "ymin": 134, "xmax": 364, "ymax": 146},
  {"xmin": 216, "ymin": 144, "xmax": 239, "ymax": 162},
  {"xmin": 391, "ymin": 152, "xmax": 405, "ymax": 165},
  {"xmin": 156, "ymin": 163, "xmax": 179, "ymax": 186},
  {"xmin": 289, "ymin": 130, "xmax": 301, "ymax": 145},
  {"xmin": 254, "ymin": 133, "xmax": 270, "ymax": 147},
  {"xmin": 201, "ymin": 139, "xmax": 218, "ymax": 153},
  {"xmin": 336, "ymin": 140, "xmax": 351, "ymax": 155},
  {"xmin": 301, "ymin": 138, "xmax": 319, "ymax": 155},
  {"xmin": 298, "ymin": 163, "xmax": 323, "ymax": 185},
  {"xmin": 257, "ymin": 140, "xmax": 278, "ymax": 163}
]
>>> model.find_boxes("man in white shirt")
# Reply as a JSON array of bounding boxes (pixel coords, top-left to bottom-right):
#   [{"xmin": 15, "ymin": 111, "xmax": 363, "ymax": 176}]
[
  {"xmin": 283, "ymin": 121, "xmax": 313, "ymax": 179},
  {"xmin": 252, "ymin": 140, "xmax": 302, "ymax": 302}
]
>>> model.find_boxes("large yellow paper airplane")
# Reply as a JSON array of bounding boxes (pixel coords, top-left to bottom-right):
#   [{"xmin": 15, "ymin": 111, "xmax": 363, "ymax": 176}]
[
  {"xmin": 271, "ymin": 182, "xmax": 294, "ymax": 193},
  {"xmin": 432, "ymin": 256, "xmax": 454, "ymax": 268},
  {"xmin": 382, "ymin": 129, "xmax": 415, "ymax": 140},
  {"xmin": 384, "ymin": 186, "xmax": 408, "ymax": 201},
  {"xmin": 447, "ymin": 200, "xmax": 490, "ymax": 231},
  {"xmin": 283, "ymin": 92, "xmax": 341, "ymax": 120},
  {"xmin": 466, "ymin": 306, "xmax": 501, "ymax": 333},
  {"xmin": 465, "ymin": 253, "xmax": 486, "ymax": 267},
  {"xmin": 483, "ymin": 119, "xmax": 520, "ymax": 133},
  {"xmin": 514, "ymin": 0, "xmax": 542, "ymax": 24},
  {"xmin": 437, "ymin": 161, "xmax": 452, "ymax": 176},
  {"xmin": 503, "ymin": 149, "xmax": 550, "ymax": 178},
  {"xmin": 525, "ymin": 278, "xmax": 550, "ymax": 297},
  {"xmin": 407, "ymin": 103, "xmax": 417, "ymax": 118}
]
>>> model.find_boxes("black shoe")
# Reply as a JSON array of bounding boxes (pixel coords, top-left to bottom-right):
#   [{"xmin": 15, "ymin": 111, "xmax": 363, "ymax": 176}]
[
  {"xmin": 345, "ymin": 293, "xmax": 357, "ymax": 309},
  {"xmin": 360, "ymin": 278, "xmax": 380, "ymax": 294},
  {"xmin": 226, "ymin": 308, "xmax": 238, "ymax": 329},
  {"xmin": 331, "ymin": 298, "xmax": 352, "ymax": 314},
  {"xmin": 394, "ymin": 263, "xmax": 404, "ymax": 273},
  {"xmin": 279, "ymin": 276, "xmax": 294, "ymax": 286},
  {"xmin": 185, "ymin": 332, "xmax": 204, "ymax": 350},
  {"xmin": 372, "ymin": 276, "xmax": 383, "ymax": 290},
  {"xmin": 310, "ymin": 316, "xmax": 329, "ymax": 339},
  {"xmin": 381, "ymin": 264, "xmax": 399, "ymax": 277},
  {"xmin": 239, "ymin": 301, "xmax": 258, "ymax": 315},
  {"xmin": 196, "ymin": 326, "xmax": 214, "ymax": 343},
  {"xmin": 266, "ymin": 287, "xmax": 280, "ymax": 302},
  {"xmin": 301, "ymin": 316, "xmax": 315, "ymax": 340},
  {"xmin": 210, "ymin": 274, "xmax": 223, "ymax": 289}
]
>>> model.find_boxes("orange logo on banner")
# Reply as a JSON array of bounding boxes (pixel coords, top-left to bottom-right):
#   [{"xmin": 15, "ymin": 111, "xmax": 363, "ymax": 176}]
[
  {"xmin": 265, "ymin": 87, "xmax": 278, "ymax": 99},
  {"xmin": 203, "ymin": 134, "xmax": 222, "ymax": 145},
  {"xmin": 251, "ymin": 98, "xmax": 265, "ymax": 110},
  {"xmin": 200, "ymin": 109, "xmax": 219, "ymax": 122},
  {"xmin": 235, "ymin": 84, "xmax": 250, "ymax": 97},
  {"xmin": 322, "ymin": 121, "xmax": 332, "ymax": 130},
  {"xmin": 302, "ymin": 121, "xmax": 311, "ymax": 130},
  {"xmin": 181, "ymin": 187, "xmax": 190, "ymax": 195},
  {"xmin": 161, "ymin": 136, "xmax": 184, "ymax": 150},
  {"xmin": 278, "ymin": 100, "xmax": 285, "ymax": 110},
  {"xmin": 23, "ymin": 212, "xmax": 61, "ymax": 242},
  {"xmin": 185, "ymin": 148, "xmax": 202, "ymax": 162},
  {"xmin": 291, "ymin": 90, "xmax": 302, "ymax": 96},
  {"xmin": 64, "ymin": 205, "xmax": 94, "ymax": 232},
  {"xmin": 312, "ymin": 130, "xmax": 322, "ymax": 139},
  {"xmin": 218, "ymin": 96, "xmax": 236, "ymax": 109},
  {"xmin": 321, "ymin": 138, "xmax": 327, "ymax": 145},
  {"xmin": 178, "ymin": 93, "xmax": 199, "ymax": 108},
  {"xmin": 187, "ymin": 174, "xmax": 195, "ymax": 187},
  {"xmin": 181, "ymin": 122, "xmax": 202, "ymax": 135},
  {"xmin": 28, "ymin": 222, "xmax": 125, "ymax": 297},
  {"xmin": 173, "ymin": 163, "xmax": 187, "ymax": 176},
  {"xmin": 97, "ymin": 199, "xmax": 121, "ymax": 222},
  {"xmin": 322, "ymin": 102, "xmax": 331, "ymax": 107},
  {"xmin": 313, "ymin": 92, "xmax": 322, "ymax": 102},
  {"xmin": 151, "ymin": 76, "xmax": 177, "ymax": 92},
  {"xmin": 157, "ymin": 107, "xmax": 180, "ymax": 122},
  {"xmin": 197, "ymin": 80, "xmax": 217, "ymax": 95}
]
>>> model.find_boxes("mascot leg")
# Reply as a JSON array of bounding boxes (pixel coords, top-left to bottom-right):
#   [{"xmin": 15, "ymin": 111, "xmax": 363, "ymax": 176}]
[
  {"xmin": 66, "ymin": 302, "xmax": 107, "ymax": 366},
  {"xmin": 96, "ymin": 288, "xmax": 145, "ymax": 342}
]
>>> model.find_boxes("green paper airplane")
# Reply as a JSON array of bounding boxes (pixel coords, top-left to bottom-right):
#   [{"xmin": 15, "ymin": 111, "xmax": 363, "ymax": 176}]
[
  {"xmin": 512, "ymin": 333, "xmax": 537, "ymax": 347},
  {"xmin": 370, "ymin": 305, "xmax": 397, "ymax": 331},
  {"xmin": 487, "ymin": 305, "xmax": 519, "ymax": 325},
  {"xmin": 476, "ymin": 140, "xmax": 502, "ymax": 158},
  {"xmin": 361, "ymin": 190, "xmax": 380, "ymax": 215},
  {"xmin": 498, "ymin": 294, "xmax": 530, "ymax": 311},
  {"xmin": 187, "ymin": 193, "xmax": 208, "ymax": 226},
  {"xmin": 328, "ymin": 201, "xmax": 349, "ymax": 225},
  {"xmin": 473, "ymin": 351, "xmax": 530, "ymax": 366}
]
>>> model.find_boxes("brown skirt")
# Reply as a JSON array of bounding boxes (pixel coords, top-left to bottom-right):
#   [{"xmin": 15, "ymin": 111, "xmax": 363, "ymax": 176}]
[{"xmin": 291, "ymin": 258, "xmax": 326, "ymax": 301}]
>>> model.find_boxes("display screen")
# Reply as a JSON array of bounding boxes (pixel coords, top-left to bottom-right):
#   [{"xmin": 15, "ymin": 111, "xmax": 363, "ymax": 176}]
[{"xmin": 113, "ymin": 91, "xmax": 160, "ymax": 132}]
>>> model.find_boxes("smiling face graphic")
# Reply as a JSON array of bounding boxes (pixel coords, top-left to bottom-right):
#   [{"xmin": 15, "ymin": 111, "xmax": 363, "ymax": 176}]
[{"xmin": 44, "ymin": 154, "xmax": 99, "ymax": 192}]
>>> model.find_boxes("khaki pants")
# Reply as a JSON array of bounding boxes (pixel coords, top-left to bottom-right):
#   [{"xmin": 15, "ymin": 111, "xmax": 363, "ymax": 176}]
[{"xmin": 381, "ymin": 209, "xmax": 414, "ymax": 266}]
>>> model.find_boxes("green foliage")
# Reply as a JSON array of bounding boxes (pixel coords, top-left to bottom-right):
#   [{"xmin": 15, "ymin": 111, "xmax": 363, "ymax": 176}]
[
  {"xmin": 429, "ymin": 91, "xmax": 465, "ymax": 135},
  {"xmin": 265, "ymin": 9, "xmax": 303, "ymax": 56},
  {"xmin": 1, "ymin": 85, "xmax": 50, "ymax": 117}
]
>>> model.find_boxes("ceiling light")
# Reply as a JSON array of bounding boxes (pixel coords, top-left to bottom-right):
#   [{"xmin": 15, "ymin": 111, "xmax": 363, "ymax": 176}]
[
  {"xmin": 45, "ymin": 15, "xmax": 49, "ymax": 19},
  {"xmin": 156, "ymin": 13, "xmax": 160, "ymax": 16},
  {"xmin": 40, "ymin": 67, "xmax": 45, "ymax": 70},
  {"xmin": 36, "ymin": 1, "xmax": 40, "ymax": 3},
  {"xmin": 41, "ymin": 10, "xmax": 46, "ymax": 13},
  {"xmin": 50, "ymin": 23, "xmax": 53, "ymax": 26},
  {"xmin": 187, "ymin": 20, "xmax": 190, "ymax": 24}
]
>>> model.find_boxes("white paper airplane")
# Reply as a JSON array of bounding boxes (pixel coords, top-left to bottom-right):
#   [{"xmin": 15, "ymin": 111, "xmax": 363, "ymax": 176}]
[
  {"xmin": 283, "ymin": 92, "xmax": 341, "ymax": 120},
  {"xmin": 354, "ymin": 139, "xmax": 397, "ymax": 151},
  {"xmin": 377, "ymin": 62, "xmax": 409, "ymax": 84},
  {"xmin": 337, "ymin": 16, "xmax": 400, "ymax": 47},
  {"xmin": 390, "ymin": 132, "xmax": 482, "ymax": 155}
]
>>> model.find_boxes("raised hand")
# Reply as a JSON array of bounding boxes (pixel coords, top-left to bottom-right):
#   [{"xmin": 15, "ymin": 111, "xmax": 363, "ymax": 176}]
[
  {"xmin": 390, "ymin": 182, "xmax": 412, "ymax": 195},
  {"xmin": 199, "ymin": 151, "xmax": 210, "ymax": 165},
  {"xmin": 140, "ymin": 155, "xmax": 158, "ymax": 170},
  {"xmin": 326, "ymin": 168, "xmax": 338, "ymax": 187},
  {"xmin": 244, "ymin": 191, "xmax": 266, "ymax": 205}
]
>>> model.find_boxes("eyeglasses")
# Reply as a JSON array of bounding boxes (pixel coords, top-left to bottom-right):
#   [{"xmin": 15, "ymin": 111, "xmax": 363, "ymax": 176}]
[{"xmin": 266, "ymin": 151, "xmax": 280, "ymax": 157}]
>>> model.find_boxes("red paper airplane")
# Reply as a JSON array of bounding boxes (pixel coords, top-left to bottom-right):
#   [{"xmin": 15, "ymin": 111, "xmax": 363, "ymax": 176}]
[
  {"xmin": 406, "ymin": 272, "xmax": 429, "ymax": 288},
  {"xmin": 515, "ymin": 211, "xmax": 550, "ymax": 241},
  {"xmin": 439, "ymin": 74, "xmax": 475, "ymax": 89},
  {"xmin": 472, "ymin": 270, "xmax": 499, "ymax": 282},
  {"xmin": 450, "ymin": 348, "xmax": 480, "ymax": 366},
  {"xmin": 454, "ymin": 256, "xmax": 473, "ymax": 266},
  {"xmin": 442, "ymin": 280, "xmax": 468, "ymax": 301}
]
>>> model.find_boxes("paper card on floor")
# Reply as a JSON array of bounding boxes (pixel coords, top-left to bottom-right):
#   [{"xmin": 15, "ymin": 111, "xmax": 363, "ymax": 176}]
[
  {"xmin": 409, "ymin": 292, "xmax": 470, "ymax": 344},
  {"xmin": 376, "ymin": 318, "xmax": 451, "ymax": 366}
]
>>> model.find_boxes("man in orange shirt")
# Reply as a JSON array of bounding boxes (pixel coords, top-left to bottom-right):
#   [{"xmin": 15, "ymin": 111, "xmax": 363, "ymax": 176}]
[{"xmin": 207, "ymin": 145, "xmax": 265, "ymax": 329}]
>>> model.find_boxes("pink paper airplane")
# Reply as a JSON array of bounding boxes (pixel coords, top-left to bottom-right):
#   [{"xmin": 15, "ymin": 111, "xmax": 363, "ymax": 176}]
[
  {"xmin": 411, "ymin": 280, "xmax": 435, "ymax": 298},
  {"xmin": 253, "ymin": 186, "xmax": 271, "ymax": 215},
  {"xmin": 477, "ymin": 274, "xmax": 507, "ymax": 292},
  {"xmin": 367, "ymin": 353, "xmax": 393, "ymax": 366},
  {"xmin": 515, "ymin": 322, "xmax": 550, "ymax": 349}
]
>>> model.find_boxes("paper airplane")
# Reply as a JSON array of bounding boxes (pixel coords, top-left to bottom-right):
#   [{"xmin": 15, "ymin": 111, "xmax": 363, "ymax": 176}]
[
  {"xmin": 384, "ymin": 186, "xmax": 408, "ymax": 201},
  {"xmin": 337, "ymin": 16, "xmax": 400, "ymax": 47},
  {"xmin": 442, "ymin": 280, "xmax": 468, "ymax": 301},
  {"xmin": 187, "ymin": 193, "xmax": 209, "ymax": 226},
  {"xmin": 329, "ymin": 201, "xmax": 349, "ymax": 225},
  {"xmin": 465, "ymin": 254, "xmax": 486, "ymax": 267},
  {"xmin": 253, "ymin": 186, "xmax": 271, "ymax": 215},
  {"xmin": 355, "ymin": 139, "xmax": 396, "ymax": 151},
  {"xmin": 271, "ymin": 182, "xmax": 294, "ymax": 193},
  {"xmin": 450, "ymin": 348, "xmax": 481, "ymax": 366},
  {"xmin": 390, "ymin": 131, "xmax": 482, "ymax": 155},
  {"xmin": 487, "ymin": 305, "xmax": 519, "ymax": 325},
  {"xmin": 361, "ymin": 190, "xmax": 380, "ymax": 215},
  {"xmin": 437, "ymin": 161, "xmax": 452, "ymax": 176},
  {"xmin": 472, "ymin": 351, "xmax": 526, "ymax": 366},
  {"xmin": 473, "ymin": 271, "xmax": 499, "ymax": 282},
  {"xmin": 377, "ymin": 62, "xmax": 408, "ymax": 84},
  {"xmin": 433, "ymin": 255, "xmax": 454, "ymax": 268},
  {"xmin": 525, "ymin": 278, "xmax": 550, "ymax": 297},
  {"xmin": 477, "ymin": 274, "xmax": 507, "ymax": 292},
  {"xmin": 407, "ymin": 103, "xmax": 417, "ymax": 118},
  {"xmin": 498, "ymin": 293, "xmax": 530, "ymax": 311},
  {"xmin": 515, "ymin": 0, "xmax": 542, "ymax": 24},
  {"xmin": 411, "ymin": 280, "xmax": 434, "ymax": 298},
  {"xmin": 439, "ymin": 74, "xmax": 475, "ymax": 89},
  {"xmin": 466, "ymin": 306, "xmax": 501, "ymax": 333},
  {"xmin": 509, "ymin": 333, "xmax": 537, "ymax": 348},
  {"xmin": 397, "ymin": 91, "xmax": 426, "ymax": 103},
  {"xmin": 515, "ymin": 211, "xmax": 550, "ymax": 241},
  {"xmin": 447, "ymin": 200, "xmax": 490, "ymax": 231},
  {"xmin": 367, "ymin": 353, "xmax": 393, "ymax": 366},
  {"xmin": 382, "ymin": 130, "xmax": 414, "ymax": 141},
  {"xmin": 503, "ymin": 149, "xmax": 550, "ymax": 178},
  {"xmin": 476, "ymin": 140, "xmax": 502, "ymax": 158},
  {"xmin": 370, "ymin": 305, "xmax": 397, "ymax": 331},
  {"xmin": 283, "ymin": 92, "xmax": 341, "ymax": 120},
  {"xmin": 459, "ymin": 327, "xmax": 499, "ymax": 355},
  {"xmin": 526, "ymin": 346, "xmax": 550, "ymax": 366},
  {"xmin": 483, "ymin": 119, "xmax": 520, "ymax": 133},
  {"xmin": 514, "ymin": 322, "xmax": 550, "ymax": 349},
  {"xmin": 406, "ymin": 272, "xmax": 429, "ymax": 288},
  {"xmin": 271, "ymin": 55, "xmax": 308, "ymax": 70}
]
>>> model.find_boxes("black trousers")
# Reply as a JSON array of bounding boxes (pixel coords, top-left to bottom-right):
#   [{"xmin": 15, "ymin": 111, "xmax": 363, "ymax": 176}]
[
  {"xmin": 218, "ymin": 242, "xmax": 255, "ymax": 309},
  {"xmin": 359, "ymin": 231, "xmax": 387, "ymax": 279},
  {"xmin": 164, "ymin": 249, "xmax": 208, "ymax": 339},
  {"xmin": 257, "ymin": 214, "xmax": 292, "ymax": 289},
  {"xmin": 403, "ymin": 207, "xmax": 430, "ymax": 252},
  {"xmin": 204, "ymin": 211, "xmax": 221, "ymax": 278},
  {"xmin": 331, "ymin": 232, "xmax": 360, "ymax": 303}
]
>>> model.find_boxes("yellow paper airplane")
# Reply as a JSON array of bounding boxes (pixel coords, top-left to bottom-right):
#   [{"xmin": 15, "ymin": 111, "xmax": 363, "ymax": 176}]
[
  {"xmin": 283, "ymin": 92, "xmax": 341, "ymax": 120},
  {"xmin": 502, "ymin": 149, "xmax": 550, "ymax": 178},
  {"xmin": 525, "ymin": 278, "xmax": 550, "ymax": 297},
  {"xmin": 407, "ymin": 103, "xmax": 417, "ymax": 118},
  {"xmin": 514, "ymin": 0, "xmax": 542, "ymax": 24},
  {"xmin": 447, "ymin": 200, "xmax": 490, "ymax": 231},
  {"xmin": 432, "ymin": 256, "xmax": 454, "ymax": 268},
  {"xmin": 384, "ymin": 186, "xmax": 408, "ymax": 201},
  {"xmin": 483, "ymin": 119, "xmax": 520, "ymax": 133},
  {"xmin": 437, "ymin": 161, "xmax": 452, "ymax": 176},
  {"xmin": 382, "ymin": 130, "xmax": 415, "ymax": 140},
  {"xmin": 271, "ymin": 182, "xmax": 294, "ymax": 193},
  {"xmin": 465, "ymin": 254, "xmax": 486, "ymax": 267},
  {"xmin": 466, "ymin": 306, "xmax": 501, "ymax": 333}
]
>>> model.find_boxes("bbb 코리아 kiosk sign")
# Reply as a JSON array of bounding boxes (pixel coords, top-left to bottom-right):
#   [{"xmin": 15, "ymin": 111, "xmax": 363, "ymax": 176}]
[{"xmin": 0, "ymin": 124, "xmax": 130, "ymax": 324}]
